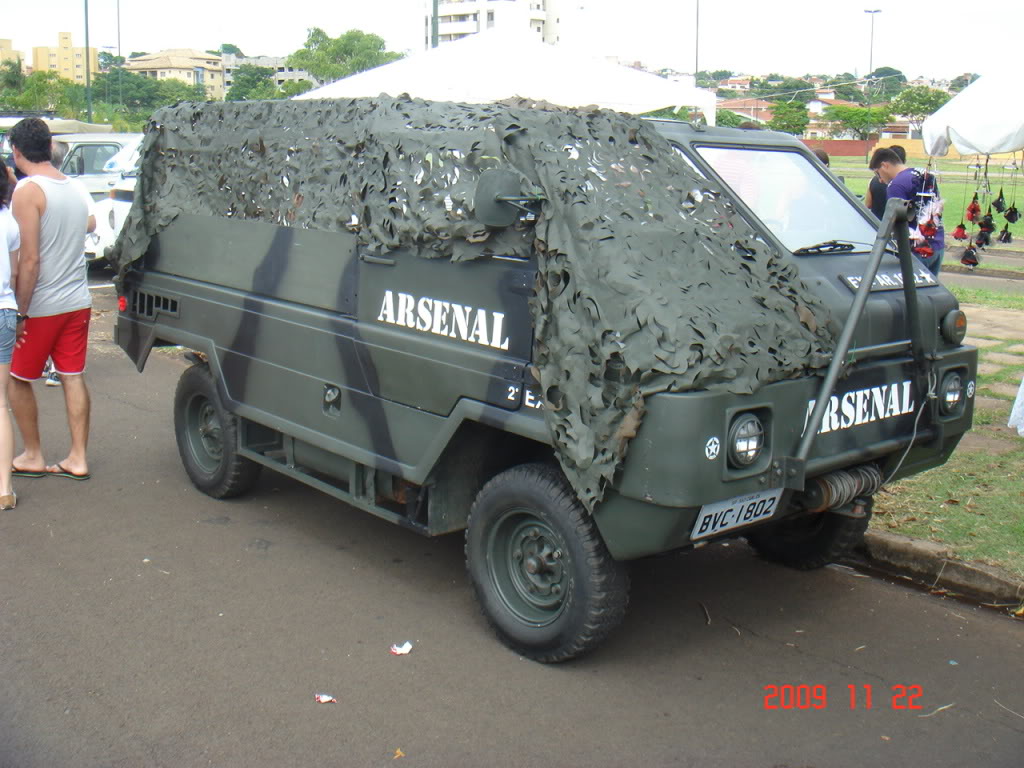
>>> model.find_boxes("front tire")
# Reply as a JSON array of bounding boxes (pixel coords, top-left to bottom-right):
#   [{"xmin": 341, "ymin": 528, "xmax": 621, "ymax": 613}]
[
  {"xmin": 745, "ymin": 504, "xmax": 872, "ymax": 570},
  {"xmin": 465, "ymin": 463, "xmax": 629, "ymax": 662},
  {"xmin": 174, "ymin": 363, "xmax": 260, "ymax": 499}
]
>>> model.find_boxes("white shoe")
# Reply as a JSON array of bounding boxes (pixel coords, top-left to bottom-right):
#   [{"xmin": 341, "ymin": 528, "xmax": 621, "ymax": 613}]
[{"xmin": 45, "ymin": 371, "xmax": 61, "ymax": 387}]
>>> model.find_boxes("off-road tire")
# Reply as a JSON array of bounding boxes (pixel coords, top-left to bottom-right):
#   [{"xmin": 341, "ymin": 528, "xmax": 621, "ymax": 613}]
[
  {"xmin": 465, "ymin": 463, "xmax": 629, "ymax": 662},
  {"xmin": 174, "ymin": 363, "xmax": 260, "ymax": 499},
  {"xmin": 745, "ymin": 507, "xmax": 872, "ymax": 571}
]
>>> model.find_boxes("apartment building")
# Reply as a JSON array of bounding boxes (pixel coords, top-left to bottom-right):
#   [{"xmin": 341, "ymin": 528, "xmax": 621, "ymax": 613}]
[
  {"xmin": 222, "ymin": 54, "xmax": 318, "ymax": 91},
  {"xmin": 0, "ymin": 39, "xmax": 22, "ymax": 64},
  {"xmin": 427, "ymin": 0, "xmax": 563, "ymax": 47},
  {"xmin": 32, "ymin": 32, "xmax": 99, "ymax": 84},
  {"xmin": 125, "ymin": 49, "xmax": 224, "ymax": 100}
]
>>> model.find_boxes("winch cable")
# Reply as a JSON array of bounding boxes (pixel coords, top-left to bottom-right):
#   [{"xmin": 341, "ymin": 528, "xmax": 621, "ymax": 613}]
[{"xmin": 884, "ymin": 368, "xmax": 938, "ymax": 485}]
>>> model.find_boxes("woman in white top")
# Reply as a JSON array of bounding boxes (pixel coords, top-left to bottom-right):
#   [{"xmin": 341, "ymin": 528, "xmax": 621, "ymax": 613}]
[{"xmin": 0, "ymin": 164, "xmax": 20, "ymax": 509}]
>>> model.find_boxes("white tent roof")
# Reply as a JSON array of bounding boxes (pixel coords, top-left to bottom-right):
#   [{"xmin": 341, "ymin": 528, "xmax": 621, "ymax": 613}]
[
  {"xmin": 297, "ymin": 32, "xmax": 716, "ymax": 125},
  {"xmin": 922, "ymin": 74, "xmax": 1024, "ymax": 156}
]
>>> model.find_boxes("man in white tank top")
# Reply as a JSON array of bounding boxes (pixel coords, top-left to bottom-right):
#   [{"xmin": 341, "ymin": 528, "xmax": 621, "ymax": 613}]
[{"xmin": 8, "ymin": 118, "xmax": 96, "ymax": 481}]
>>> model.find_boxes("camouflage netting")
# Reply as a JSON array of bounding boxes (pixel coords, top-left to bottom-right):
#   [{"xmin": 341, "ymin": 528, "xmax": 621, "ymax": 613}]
[{"xmin": 110, "ymin": 96, "xmax": 836, "ymax": 510}]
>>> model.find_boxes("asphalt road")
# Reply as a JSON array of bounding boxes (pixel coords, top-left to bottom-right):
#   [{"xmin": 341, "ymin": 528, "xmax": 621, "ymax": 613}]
[{"xmin": 0, "ymin": 283, "xmax": 1021, "ymax": 768}]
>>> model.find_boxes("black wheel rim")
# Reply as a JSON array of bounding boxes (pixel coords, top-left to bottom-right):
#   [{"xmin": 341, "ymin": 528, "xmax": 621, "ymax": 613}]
[
  {"xmin": 486, "ymin": 507, "xmax": 568, "ymax": 626},
  {"xmin": 185, "ymin": 393, "xmax": 224, "ymax": 473}
]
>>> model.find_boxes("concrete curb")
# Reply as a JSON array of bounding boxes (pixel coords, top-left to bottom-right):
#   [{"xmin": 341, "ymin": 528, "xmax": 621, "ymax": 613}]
[
  {"xmin": 845, "ymin": 530, "xmax": 1024, "ymax": 606},
  {"xmin": 942, "ymin": 264, "xmax": 1024, "ymax": 280}
]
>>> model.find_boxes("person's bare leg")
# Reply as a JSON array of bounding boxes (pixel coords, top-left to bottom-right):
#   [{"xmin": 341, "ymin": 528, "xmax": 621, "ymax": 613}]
[
  {"xmin": 49, "ymin": 373, "xmax": 90, "ymax": 476},
  {"xmin": 9, "ymin": 376, "xmax": 45, "ymax": 473},
  {"xmin": 0, "ymin": 364, "xmax": 14, "ymax": 497}
]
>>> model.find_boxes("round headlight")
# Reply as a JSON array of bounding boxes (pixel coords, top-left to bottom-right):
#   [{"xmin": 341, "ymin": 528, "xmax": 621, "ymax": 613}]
[
  {"xmin": 941, "ymin": 310, "xmax": 967, "ymax": 345},
  {"xmin": 728, "ymin": 414, "xmax": 764, "ymax": 467},
  {"xmin": 940, "ymin": 373, "xmax": 963, "ymax": 415}
]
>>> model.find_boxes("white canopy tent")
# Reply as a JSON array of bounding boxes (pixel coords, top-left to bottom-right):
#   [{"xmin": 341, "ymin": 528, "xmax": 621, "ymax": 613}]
[
  {"xmin": 297, "ymin": 31, "xmax": 716, "ymax": 125},
  {"xmin": 922, "ymin": 74, "xmax": 1024, "ymax": 156}
]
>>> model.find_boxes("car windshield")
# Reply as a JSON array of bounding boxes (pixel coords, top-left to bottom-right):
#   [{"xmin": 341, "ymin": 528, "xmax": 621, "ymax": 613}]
[
  {"xmin": 695, "ymin": 146, "xmax": 877, "ymax": 253},
  {"xmin": 102, "ymin": 137, "xmax": 144, "ymax": 175}
]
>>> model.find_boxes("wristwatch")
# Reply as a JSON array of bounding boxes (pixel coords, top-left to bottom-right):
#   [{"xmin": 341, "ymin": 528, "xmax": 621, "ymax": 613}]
[{"xmin": 16, "ymin": 313, "xmax": 27, "ymax": 322}]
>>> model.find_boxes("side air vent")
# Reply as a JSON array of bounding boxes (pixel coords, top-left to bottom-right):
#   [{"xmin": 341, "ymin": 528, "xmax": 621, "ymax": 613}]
[{"xmin": 131, "ymin": 290, "xmax": 180, "ymax": 319}]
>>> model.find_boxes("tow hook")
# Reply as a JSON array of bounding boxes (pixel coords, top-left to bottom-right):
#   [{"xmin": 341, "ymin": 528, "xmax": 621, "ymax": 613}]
[{"xmin": 832, "ymin": 496, "xmax": 872, "ymax": 519}]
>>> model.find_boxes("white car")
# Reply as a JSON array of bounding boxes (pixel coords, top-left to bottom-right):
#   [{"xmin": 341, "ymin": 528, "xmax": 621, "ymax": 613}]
[
  {"xmin": 84, "ymin": 141, "xmax": 141, "ymax": 266},
  {"xmin": 58, "ymin": 132, "xmax": 142, "ymax": 200}
]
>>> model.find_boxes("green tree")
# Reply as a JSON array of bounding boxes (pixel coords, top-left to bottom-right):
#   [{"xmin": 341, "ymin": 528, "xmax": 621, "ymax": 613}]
[
  {"xmin": 279, "ymin": 79, "xmax": 315, "ymax": 99},
  {"xmin": 7, "ymin": 71, "xmax": 74, "ymax": 112},
  {"xmin": 98, "ymin": 51, "xmax": 125, "ymax": 70},
  {"xmin": 219, "ymin": 43, "xmax": 244, "ymax": 56},
  {"xmin": 715, "ymin": 109, "xmax": 745, "ymax": 127},
  {"xmin": 823, "ymin": 73, "xmax": 867, "ymax": 104},
  {"xmin": 0, "ymin": 59, "xmax": 26, "ymax": 91},
  {"xmin": 128, "ymin": 51, "xmax": 149, "ymax": 59},
  {"xmin": 226, "ymin": 64, "xmax": 278, "ymax": 101},
  {"xmin": 155, "ymin": 79, "xmax": 207, "ymax": 105},
  {"xmin": 865, "ymin": 66, "xmax": 906, "ymax": 100},
  {"xmin": 767, "ymin": 101, "xmax": 809, "ymax": 135},
  {"xmin": 950, "ymin": 73, "xmax": 979, "ymax": 92},
  {"xmin": 288, "ymin": 28, "xmax": 403, "ymax": 83},
  {"xmin": 752, "ymin": 78, "xmax": 815, "ymax": 104},
  {"xmin": 710, "ymin": 69, "xmax": 732, "ymax": 81},
  {"xmin": 823, "ymin": 104, "xmax": 892, "ymax": 141},
  {"xmin": 889, "ymin": 86, "xmax": 951, "ymax": 132},
  {"xmin": 93, "ymin": 67, "xmax": 159, "ymax": 109}
]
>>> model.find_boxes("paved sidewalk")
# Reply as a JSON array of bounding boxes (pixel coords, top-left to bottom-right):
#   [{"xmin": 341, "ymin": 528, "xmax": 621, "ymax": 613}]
[{"xmin": 961, "ymin": 303, "xmax": 1024, "ymax": 397}]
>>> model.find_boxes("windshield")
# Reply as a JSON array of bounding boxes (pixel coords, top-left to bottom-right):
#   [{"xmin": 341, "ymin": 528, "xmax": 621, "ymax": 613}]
[
  {"xmin": 102, "ymin": 136, "xmax": 144, "ymax": 175},
  {"xmin": 695, "ymin": 146, "xmax": 877, "ymax": 252}
]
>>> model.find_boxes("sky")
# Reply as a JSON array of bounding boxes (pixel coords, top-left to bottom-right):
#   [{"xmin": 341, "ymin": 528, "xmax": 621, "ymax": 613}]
[{"xmin": 5, "ymin": 0, "xmax": 1016, "ymax": 81}]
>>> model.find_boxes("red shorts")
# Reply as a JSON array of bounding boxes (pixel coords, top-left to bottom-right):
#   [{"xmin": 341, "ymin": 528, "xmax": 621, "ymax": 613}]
[{"xmin": 11, "ymin": 308, "xmax": 91, "ymax": 381}]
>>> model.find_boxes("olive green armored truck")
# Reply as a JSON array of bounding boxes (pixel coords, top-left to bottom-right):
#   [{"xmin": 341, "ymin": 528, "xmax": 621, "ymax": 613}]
[{"xmin": 111, "ymin": 98, "xmax": 976, "ymax": 662}]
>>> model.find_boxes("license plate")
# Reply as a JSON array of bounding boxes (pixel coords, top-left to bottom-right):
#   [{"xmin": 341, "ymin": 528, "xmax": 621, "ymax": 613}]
[{"xmin": 691, "ymin": 488, "xmax": 784, "ymax": 541}]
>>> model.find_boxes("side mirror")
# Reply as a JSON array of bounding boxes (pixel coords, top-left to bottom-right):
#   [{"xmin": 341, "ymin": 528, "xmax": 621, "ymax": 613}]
[{"xmin": 474, "ymin": 169, "xmax": 545, "ymax": 228}]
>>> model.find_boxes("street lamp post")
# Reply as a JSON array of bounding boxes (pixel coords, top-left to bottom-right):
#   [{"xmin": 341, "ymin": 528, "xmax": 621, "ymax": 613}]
[
  {"xmin": 694, "ymin": 0, "xmax": 700, "ymax": 78},
  {"xmin": 431, "ymin": 0, "xmax": 439, "ymax": 48},
  {"xmin": 864, "ymin": 9, "xmax": 881, "ymax": 156},
  {"xmin": 84, "ymin": 0, "xmax": 92, "ymax": 121},
  {"xmin": 864, "ymin": 9, "xmax": 880, "ymax": 78}
]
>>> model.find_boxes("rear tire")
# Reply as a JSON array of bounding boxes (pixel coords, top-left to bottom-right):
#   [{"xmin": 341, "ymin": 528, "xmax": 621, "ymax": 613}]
[
  {"xmin": 174, "ymin": 363, "xmax": 260, "ymax": 499},
  {"xmin": 746, "ymin": 505, "xmax": 871, "ymax": 571},
  {"xmin": 465, "ymin": 463, "xmax": 629, "ymax": 662}
]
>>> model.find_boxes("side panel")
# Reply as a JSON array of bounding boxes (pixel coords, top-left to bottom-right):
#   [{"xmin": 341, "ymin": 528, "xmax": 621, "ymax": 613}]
[{"xmin": 120, "ymin": 215, "xmax": 545, "ymax": 480}]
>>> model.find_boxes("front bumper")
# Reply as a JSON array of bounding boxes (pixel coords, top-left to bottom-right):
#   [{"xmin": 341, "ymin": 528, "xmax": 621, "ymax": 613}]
[{"xmin": 593, "ymin": 347, "xmax": 976, "ymax": 559}]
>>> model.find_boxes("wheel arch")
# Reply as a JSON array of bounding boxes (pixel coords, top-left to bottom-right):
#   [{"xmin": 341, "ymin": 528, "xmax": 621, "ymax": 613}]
[{"xmin": 426, "ymin": 420, "xmax": 555, "ymax": 534}]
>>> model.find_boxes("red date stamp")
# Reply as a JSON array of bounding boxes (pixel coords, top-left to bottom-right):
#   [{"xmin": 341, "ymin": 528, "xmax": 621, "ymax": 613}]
[{"xmin": 763, "ymin": 684, "xmax": 923, "ymax": 710}]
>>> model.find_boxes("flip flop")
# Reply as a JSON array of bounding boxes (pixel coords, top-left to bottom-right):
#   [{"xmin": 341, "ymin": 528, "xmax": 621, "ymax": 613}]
[
  {"xmin": 46, "ymin": 463, "xmax": 91, "ymax": 481},
  {"xmin": 12, "ymin": 466, "xmax": 46, "ymax": 478}
]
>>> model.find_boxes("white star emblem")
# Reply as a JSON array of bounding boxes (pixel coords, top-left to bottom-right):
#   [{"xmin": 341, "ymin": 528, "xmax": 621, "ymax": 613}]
[{"xmin": 705, "ymin": 437, "xmax": 721, "ymax": 460}]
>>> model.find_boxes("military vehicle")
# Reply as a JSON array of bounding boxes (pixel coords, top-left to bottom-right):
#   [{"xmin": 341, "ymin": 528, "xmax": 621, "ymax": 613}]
[{"xmin": 111, "ymin": 98, "xmax": 976, "ymax": 662}]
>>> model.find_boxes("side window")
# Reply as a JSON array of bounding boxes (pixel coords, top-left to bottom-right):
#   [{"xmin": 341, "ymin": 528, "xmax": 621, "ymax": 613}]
[{"xmin": 63, "ymin": 144, "xmax": 119, "ymax": 176}]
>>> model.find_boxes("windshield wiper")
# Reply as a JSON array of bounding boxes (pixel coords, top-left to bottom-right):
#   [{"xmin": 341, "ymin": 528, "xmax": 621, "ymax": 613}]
[{"xmin": 792, "ymin": 240, "xmax": 861, "ymax": 255}]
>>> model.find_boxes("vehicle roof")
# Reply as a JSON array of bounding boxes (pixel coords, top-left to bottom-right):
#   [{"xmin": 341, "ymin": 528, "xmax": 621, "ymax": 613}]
[
  {"xmin": 645, "ymin": 119, "xmax": 808, "ymax": 149},
  {"xmin": 53, "ymin": 133, "xmax": 143, "ymax": 144}
]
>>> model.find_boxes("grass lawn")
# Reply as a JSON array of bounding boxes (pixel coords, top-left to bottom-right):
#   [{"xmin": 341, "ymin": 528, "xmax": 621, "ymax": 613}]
[
  {"xmin": 876, "ymin": 401, "xmax": 1024, "ymax": 580},
  {"xmin": 947, "ymin": 285, "xmax": 1024, "ymax": 311},
  {"xmin": 875, "ymin": 335, "xmax": 1024, "ymax": 580}
]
